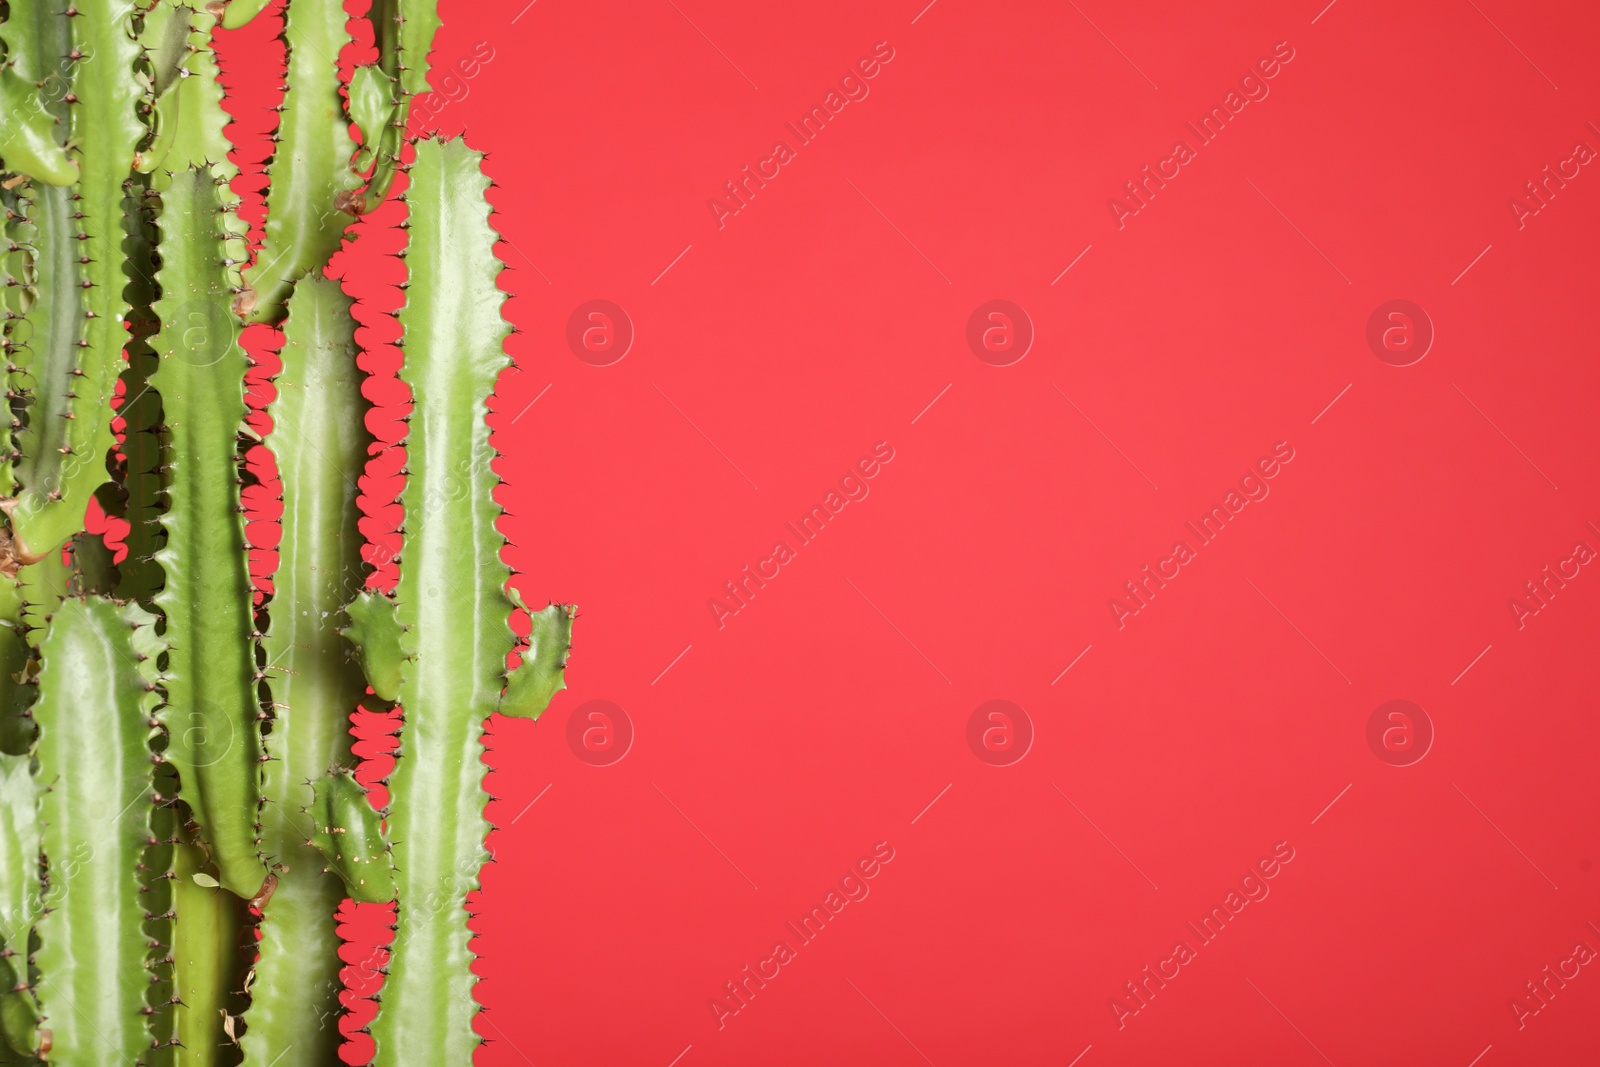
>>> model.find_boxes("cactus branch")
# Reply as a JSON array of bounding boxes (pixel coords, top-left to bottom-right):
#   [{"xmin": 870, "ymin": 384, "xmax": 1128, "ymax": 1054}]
[
  {"xmin": 239, "ymin": 272, "xmax": 372, "ymax": 1066},
  {"xmin": 149, "ymin": 163, "xmax": 265, "ymax": 900},
  {"xmin": 237, "ymin": 2, "xmax": 360, "ymax": 324},
  {"xmin": 32, "ymin": 596, "xmax": 166, "ymax": 1065},
  {"xmin": 5, "ymin": 0, "xmax": 145, "ymax": 564},
  {"xmin": 368, "ymin": 135, "xmax": 573, "ymax": 1065}
]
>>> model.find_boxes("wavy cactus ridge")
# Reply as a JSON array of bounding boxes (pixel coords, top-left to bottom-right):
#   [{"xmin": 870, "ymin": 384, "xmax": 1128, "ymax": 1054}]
[
  {"xmin": 32, "ymin": 595, "xmax": 166, "ymax": 1066},
  {"xmin": 6, "ymin": 0, "xmax": 145, "ymax": 563},
  {"xmin": 238, "ymin": 0, "xmax": 361, "ymax": 324},
  {"xmin": 148, "ymin": 163, "xmax": 265, "ymax": 900},
  {"xmin": 239, "ymin": 272, "xmax": 371, "ymax": 1067},
  {"xmin": 368, "ymin": 135, "xmax": 516, "ymax": 1066}
]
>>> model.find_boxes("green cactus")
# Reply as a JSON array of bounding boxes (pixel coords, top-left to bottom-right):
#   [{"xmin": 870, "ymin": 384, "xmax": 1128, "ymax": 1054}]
[
  {"xmin": 361, "ymin": 136, "xmax": 574, "ymax": 1066},
  {"xmin": 239, "ymin": 273, "xmax": 371, "ymax": 1066},
  {"xmin": 0, "ymin": 6, "xmax": 575, "ymax": 1066},
  {"xmin": 5, "ymin": 0, "xmax": 144, "ymax": 566},
  {"xmin": 147, "ymin": 157, "xmax": 265, "ymax": 904},
  {"xmin": 237, "ymin": 1, "xmax": 360, "ymax": 325},
  {"xmin": 32, "ymin": 596, "xmax": 164, "ymax": 1065}
]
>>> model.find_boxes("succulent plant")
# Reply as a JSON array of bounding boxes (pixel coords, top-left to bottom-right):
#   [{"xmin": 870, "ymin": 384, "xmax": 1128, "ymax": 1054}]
[{"xmin": 0, "ymin": 1, "xmax": 573, "ymax": 1064}]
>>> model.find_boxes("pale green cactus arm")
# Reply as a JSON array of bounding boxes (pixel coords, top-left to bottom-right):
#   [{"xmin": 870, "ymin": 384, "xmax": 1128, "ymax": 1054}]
[
  {"xmin": 5, "ymin": 0, "xmax": 144, "ymax": 564},
  {"xmin": 169, "ymin": 829, "xmax": 247, "ymax": 1067},
  {"xmin": 146, "ymin": 1, "xmax": 265, "ymax": 901},
  {"xmin": 354, "ymin": 0, "xmax": 441, "ymax": 212},
  {"xmin": 342, "ymin": 589, "xmax": 403, "ymax": 702},
  {"xmin": 0, "ymin": 8, "xmax": 76, "ymax": 186},
  {"xmin": 0, "ymin": 752, "xmax": 41, "ymax": 1059},
  {"xmin": 366, "ymin": 136, "xmax": 574, "ymax": 1066},
  {"xmin": 32, "ymin": 596, "xmax": 166, "ymax": 1065},
  {"xmin": 237, "ymin": 2, "xmax": 360, "ymax": 324},
  {"xmin": 148, "ymin": 162, "xmax": 265, "ymax": 900},
  {"xmin": 307, "ymin": 769, "xmax": 393, "ymax": 904},
  {"xmin": 238, "ymin": 272, "xmax": 372, "ymax": 1066}
]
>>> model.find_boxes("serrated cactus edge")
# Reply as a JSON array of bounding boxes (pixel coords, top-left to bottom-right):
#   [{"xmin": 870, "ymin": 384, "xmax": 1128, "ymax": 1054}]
[{"xmin": 0, "ymin": 3, "xmax": 572, "ymax": 1064}]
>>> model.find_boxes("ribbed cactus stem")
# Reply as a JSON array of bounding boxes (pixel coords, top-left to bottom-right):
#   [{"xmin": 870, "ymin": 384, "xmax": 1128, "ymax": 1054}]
[
  {"xmin": 5, "ymin": 0, "xmax": 144, "ymax": 564},
  {"xmin": 148, "ymin": 160, "xmax": 266, "ymax": 901},
  {"xmin": 170, "ymin": 831, "xmax": 248, "ymax": 1067},
  {"xmin": 237, "ymin": 0, "xmax": 360, "ymax": 325},
  {"xmin": 239, "ymin": 273, "xmax": 371, "ymax": 1066},
  {"xmin": 32, "ymin": 596, "xmax": 166, "ymax": 1065},
  {"xmin": 365, "ymin": 135, "xmax": 573, "ymax": 1066}
]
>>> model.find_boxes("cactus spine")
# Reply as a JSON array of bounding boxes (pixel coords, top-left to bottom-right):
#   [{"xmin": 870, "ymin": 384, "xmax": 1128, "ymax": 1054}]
[{"xmin": 0, "ymin": 1, "xmax": 573, "ymax": 1064}]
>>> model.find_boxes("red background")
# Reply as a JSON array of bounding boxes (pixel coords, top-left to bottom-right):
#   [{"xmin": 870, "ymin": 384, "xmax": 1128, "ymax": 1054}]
[{"xmin": 216, "ymin": 0, "xmax": 1600, "ymax": 1063}]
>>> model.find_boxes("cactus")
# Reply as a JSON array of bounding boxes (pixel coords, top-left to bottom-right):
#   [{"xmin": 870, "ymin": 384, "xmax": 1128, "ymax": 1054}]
[
  {"xmin": 240, "ymin": 273, "xmax": 370, "ymax": 1066},
  {"xmin": 236, "ymin": 0, "xmax": 359, "ymax": 324},
  {"xmin": 31, "ymin": 596, "xmax": 164, "ymax": 1065},
  {"xmin": 0, "ymin": 4, "xmax": 574, "ymax": 1066},
  {"xmin": 5, "ymin": 0, "xmax": 144, "ymax": 566},
  {"xmin": 359, "ymin": 136, "xmax": 574, "ymax": 1065}
]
